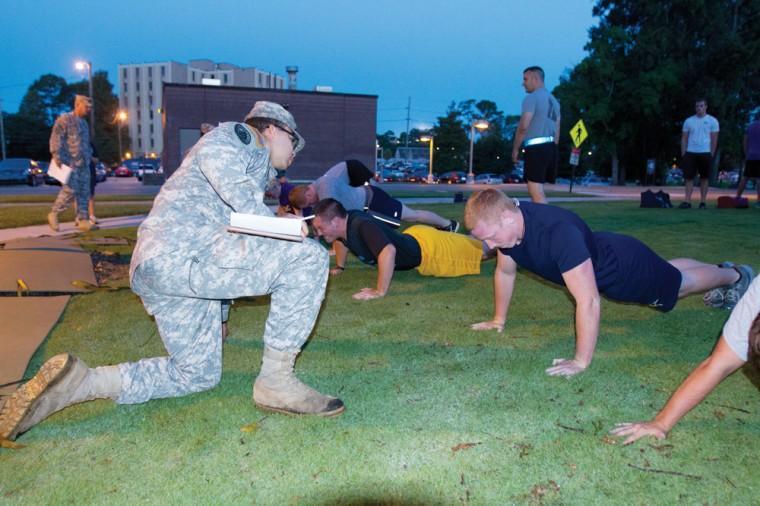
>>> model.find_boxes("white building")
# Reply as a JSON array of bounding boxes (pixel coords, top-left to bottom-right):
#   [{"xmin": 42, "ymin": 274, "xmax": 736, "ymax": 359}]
[{"xmin": 117, "ymin": 59, "xmax": 286, "ymax": 158}]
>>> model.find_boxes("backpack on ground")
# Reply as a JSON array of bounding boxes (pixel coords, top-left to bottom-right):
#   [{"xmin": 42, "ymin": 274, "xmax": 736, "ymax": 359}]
[{"xmin": 717, "ymin": 196, "xmax": 749, "ymax": 208}]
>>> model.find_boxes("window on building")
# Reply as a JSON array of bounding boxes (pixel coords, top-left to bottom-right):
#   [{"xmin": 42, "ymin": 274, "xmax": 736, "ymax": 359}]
[
  {"xmin": 150, "ymin": 138, "xmax": 154, "ymax": 149},
  {"xmin": 161, "ymin": 66, "xmax": 165, "ymax": 77},
  {"xmin": 136, "ymin": 67, "xmax": 140, "ymax": 78},
  {"xmin": 123, "ymin": 82, "xmax": 127, "ymax": 93},
  {"xmin": 148, "ymin": 67, "xmax": 152, "ymax": 78},
  {"xmin": 223, "ymin": 73, "xmax": 228, "ymax": 84},
  {"xmin": 149, "ymin": 95, "xmax": 153, "ymax": 106},
  {"xmin": 124, "ymin": 97, "xmax": 128, "ymax": 108},
  {"xmin": 122, "ymin": 68, "xmax": 127, "ymax": 79},
  {"xmin": 137, "ymin": 109, "xmax": 141, "ymax": 120},
  {"xmin": 138, "ymin": 138, "xmax": 142, "ymax": 149},
  {"xmin": 149, "ymin": 81, "xmax": 152, "ymax": 91},
  {"xmin": 137, "ymin": 96, "xmax": 141, "ymax": 107},
  {"xmin": 138, "ymin": 124, "xmax": 142, "ymax": 134},
  {"xmin": 136, "ymin": 81, "xmax": 140, "ymax": 91},
  {"xmin": 192, "ymin": 71, "xmax": 196, "ymax": 81},
  {"xmin": 149, "ymin": 109, "xmax": 154, "ymax": 120},
  {"xmin": 150, "ymin": 124, "xmax": 154, "ymax": 134},
  {"xmin": 267, "ymin": 75, "xmax": 271, "ymax": 87}
]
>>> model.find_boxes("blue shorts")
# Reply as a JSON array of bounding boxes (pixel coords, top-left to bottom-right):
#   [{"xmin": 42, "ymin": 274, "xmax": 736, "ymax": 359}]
[
  {"xmin": 594, "ymin": 232, "xmax": 682, "ymax": 312},
  {"xmin": 367, "ymin": 186, "xmax": 403, "ymax": 221}
]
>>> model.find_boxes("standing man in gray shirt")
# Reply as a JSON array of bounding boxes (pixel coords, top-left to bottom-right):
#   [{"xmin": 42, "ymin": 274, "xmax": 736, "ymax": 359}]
[{"xmin": 512, "ymin": 66, "xmax": 561, "ymax": 203}]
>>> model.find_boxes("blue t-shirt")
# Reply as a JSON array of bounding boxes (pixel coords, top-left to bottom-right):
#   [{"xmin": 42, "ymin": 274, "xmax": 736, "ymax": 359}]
[{"xmin": 499, "ymin": 202, "xmax": 620, "ymax": 294}]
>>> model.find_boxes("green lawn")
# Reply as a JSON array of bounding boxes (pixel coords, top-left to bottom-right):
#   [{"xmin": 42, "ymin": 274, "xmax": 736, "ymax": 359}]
[
  {"xmin": 0, "ymin": 204, "xmax": 152, "ymax": 228},
  {"xmin": 1, "ymin": 202, "xmax": 758, "ymax": 504}
]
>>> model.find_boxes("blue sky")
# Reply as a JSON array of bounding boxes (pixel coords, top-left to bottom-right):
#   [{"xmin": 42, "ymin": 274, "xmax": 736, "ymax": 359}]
[{"xmin": 0, "ymin": 0, "xmax": 596, "ymax": 135}]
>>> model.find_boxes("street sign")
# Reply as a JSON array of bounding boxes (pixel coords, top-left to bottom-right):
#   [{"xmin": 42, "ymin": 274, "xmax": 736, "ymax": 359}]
[
  {"xmin": 569, "ymin": 147, "xmax": 580, "ymax": 166},
  {"xmin": 570, "ymin": 119, "xmax": 588, "ymax": 148}
]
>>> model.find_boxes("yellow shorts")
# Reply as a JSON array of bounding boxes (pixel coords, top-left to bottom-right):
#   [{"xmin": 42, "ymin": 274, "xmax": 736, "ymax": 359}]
[{"xmin": 403, "ymin": 225, "xmax": 483, "ymax": 277}]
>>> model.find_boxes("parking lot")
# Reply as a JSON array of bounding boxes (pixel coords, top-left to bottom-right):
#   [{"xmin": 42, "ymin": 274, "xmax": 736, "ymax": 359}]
[{"xmin": 0, "ymin": 175, "xmax": 161, "ymax": 196}]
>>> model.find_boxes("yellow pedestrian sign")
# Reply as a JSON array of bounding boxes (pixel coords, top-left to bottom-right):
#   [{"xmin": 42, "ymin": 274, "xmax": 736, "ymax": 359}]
[{"xmin": 570, "ymin": 119, "xmax": 588, "ymax": 148}]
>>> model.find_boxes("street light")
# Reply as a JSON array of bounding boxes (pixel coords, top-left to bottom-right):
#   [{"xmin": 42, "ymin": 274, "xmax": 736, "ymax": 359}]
[
  {"xmin": 467, "ymin": 119, "xmax": 489, "ymax": 184},
  {"xmin": 419, "ymin": 135, "xmax": 435, "ymax": 183},
  {"xmin": 75, "ymin": 60, "xmax": 95, "ymax": 140},
  {"xmin": 116, "ymin": 110, "xmax": 128, "ymax": 161}
]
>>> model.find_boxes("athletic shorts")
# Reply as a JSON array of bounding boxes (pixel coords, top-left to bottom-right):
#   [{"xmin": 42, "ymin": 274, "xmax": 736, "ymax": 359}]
[
  {"xmin": 403, "ymin": 225, "xmax": 482, "ymax": 277},
  {"xmin": 743, "ymin": 159, "xmax": 760, "ymax": 179},
  {"xmin": 89, "ymin": 164, "xmax": 97, "ymax": 195},
  {"xmin": 682, "ymin": 152, "xmax": 712, "ymax": 180},
  {"xmin": 367, "ymin": 185, "xmax": 403, "ymax": 222},
  {"xmin": 524, "ymin": 142, "xmax": 557, "ymax": 184},
  {"xmin": 594, "ymin": 232, "xmax": 682, "ymax": 312}
]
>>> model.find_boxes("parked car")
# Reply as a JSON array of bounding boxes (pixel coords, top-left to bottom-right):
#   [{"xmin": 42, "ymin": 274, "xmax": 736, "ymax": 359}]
[
  {"xmin": 579, "ymin": 174, "xmax": 610, "ymax": 186},
  {"xmin": 665, "ymin": 168, "xmax": 683, "ymax": 186},
  {"xmin": 438, "ymin": 171, "xmax": 467, "ymax": 184},
  {"xmin": 474, "ymin": 173, "xmax": 502, "ymax": 185},
  {"xmin": 503, "ymin": 170, "xmax": 524, "ymax": 183},
  {"xmin": 380, "ymin": 169, "xmax": 405, "ymax": 182},
  {"xmin": 0, "ymin": 158, "xmax": 45, "ymax": 186},
  {"xmin": 94, "ymin": 162, "xmax": 107, "ymax": 182},
  {"xmin": 406, "ymin": 168, "xmax": 432, "ymax": 183},
  {"xmin": 114, "ymin": 164, "xmax": 133, "ymax": 177}
]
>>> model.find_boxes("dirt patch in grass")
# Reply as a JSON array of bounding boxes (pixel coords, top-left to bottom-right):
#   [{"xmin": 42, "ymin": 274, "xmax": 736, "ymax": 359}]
[{"xmin": 90, "ymin": 251, "xmax": 130, "ymax": 286}]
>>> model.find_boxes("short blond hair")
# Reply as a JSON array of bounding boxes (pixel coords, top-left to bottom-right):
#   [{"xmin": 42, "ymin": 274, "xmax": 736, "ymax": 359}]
[{"xmin": 464, "ymin": 189, "xmax": 518, "ymax": 229}]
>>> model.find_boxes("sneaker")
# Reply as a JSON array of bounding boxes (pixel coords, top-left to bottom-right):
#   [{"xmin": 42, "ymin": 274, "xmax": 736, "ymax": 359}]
[
  {"xmin": 76, "ymin": 220, "xmax": 98, "ymax": 233},
  {"xmin": 702, "ymin": 287, "xmax": 726, "ymax": 308},
  {"xmin": 89, "ymin": 215, "xmax": 98, "ymax": 225},
  {"xmin": 678, "ymin": 202, "xmax": 692, "ymax": 209},
  {"xmin": 729, "ymin": 264, "xmax": 755, "ymax": 299},
  {"xmin": 439, "ymin": 219, "xmax": 459, "ymax": 233},
  {"xmin": 723, "ymin": 289, "xmax": 741, "ymax": 311},
  {"xmin": 698, "ymin": 202, "xmax": 706, "ymax": 209}
]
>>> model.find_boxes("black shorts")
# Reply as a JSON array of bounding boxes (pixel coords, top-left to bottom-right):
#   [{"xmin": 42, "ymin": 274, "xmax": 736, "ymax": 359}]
[
  {"xmin": 743, "ymin": 159, "xmax": 760, "ymax": 178},
  {"xmin": 682, "ymin": 152, "xmax": 712, "ymax": 180},
  {"xmin": 89, "ymin": 164, "xmax": 96, "ymax": 195},
  {"xmin": 596, "ymin": 232, "xmax": 682, "ymax": 313},
  {"xmin": 524, "ymin": 142, "xmax": 557, "ymax": 184},
  {"xmin": 367, "ymin": 185, "xmax": 403, "ymax": 222}
]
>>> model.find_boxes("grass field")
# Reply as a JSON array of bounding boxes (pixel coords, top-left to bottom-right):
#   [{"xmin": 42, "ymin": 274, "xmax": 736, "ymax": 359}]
[{"xmin": 0, "ymin": 201, "xmax": 758, "ymax": 504}]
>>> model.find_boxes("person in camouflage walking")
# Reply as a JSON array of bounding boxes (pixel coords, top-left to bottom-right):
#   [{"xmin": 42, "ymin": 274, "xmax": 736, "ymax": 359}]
[
  {"xmin": 0, "ymin": 101, "xmax": 344, "ymax": 442},
  {"xmin": 47, "ymin": 94, "xmax": 95, "ymax": 233}
]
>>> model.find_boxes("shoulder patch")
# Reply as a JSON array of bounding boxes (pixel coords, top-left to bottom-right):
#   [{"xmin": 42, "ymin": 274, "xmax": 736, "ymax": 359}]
[{"xmin": 235, "ymin": 123, "xmax": 251, "ymax": 145}]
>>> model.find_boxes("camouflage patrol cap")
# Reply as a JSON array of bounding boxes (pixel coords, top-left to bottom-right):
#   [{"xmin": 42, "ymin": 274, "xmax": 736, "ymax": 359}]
[
  {"xmin": 74, "ymin": 94, "xmax": 92, "ymax": 105},
  {"xmin": 244, "ymin": 101, "xmax": 305, "ymax": 153}
]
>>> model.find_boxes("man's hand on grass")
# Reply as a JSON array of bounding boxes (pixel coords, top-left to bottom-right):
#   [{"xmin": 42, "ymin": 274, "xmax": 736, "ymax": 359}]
[
  {"xmin": 609, "ymin": 421, "xmax": 667, "ymax": 445},
  {"xmin": 545, "ymin": 358, "xmax": 587, "ymax": 377},
  {"xmin": 352, "ymin": 288, "xmax": 384, "ymax": 300},
  {"xmin": 470, "ymin": 320, "xmax": 504, "ymax": 332}
]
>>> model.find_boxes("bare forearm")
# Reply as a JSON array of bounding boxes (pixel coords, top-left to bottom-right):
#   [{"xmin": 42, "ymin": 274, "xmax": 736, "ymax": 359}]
[
  {"xmin": 653, "ymin": 359, "xmax": 737, "ymax": 432},
  {"xmin": 573, "ymin": 297, "xmax": 600, "ymax": 367},
  {"xmin": 375, "ymin": 246, "xmax": 396, "ymax": 295},
  {"xmin": 492, "ymin": 271, "xmax": 514, "ymax": 323}
]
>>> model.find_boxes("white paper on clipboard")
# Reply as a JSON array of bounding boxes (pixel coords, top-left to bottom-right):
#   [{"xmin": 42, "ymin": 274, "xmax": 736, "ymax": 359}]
[{"xmin": 48, "ymin": 160, "xmax": 73, "ymax": 185}]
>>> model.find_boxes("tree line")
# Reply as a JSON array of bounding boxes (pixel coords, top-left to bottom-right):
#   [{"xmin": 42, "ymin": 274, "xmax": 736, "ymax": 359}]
[
  {"xmin": 380, "ymin": 0, "xmax": 760, "ymax": 182},
  {"xmin": 2, "ymin": 71, "xmax": 127, "ymax": 165}
]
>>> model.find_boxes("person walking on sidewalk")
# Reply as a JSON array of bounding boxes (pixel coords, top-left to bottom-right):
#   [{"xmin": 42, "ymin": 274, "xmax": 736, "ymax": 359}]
[{"xmin": 47, "ymin": 94, "xmax": 95, "ymax": 233}]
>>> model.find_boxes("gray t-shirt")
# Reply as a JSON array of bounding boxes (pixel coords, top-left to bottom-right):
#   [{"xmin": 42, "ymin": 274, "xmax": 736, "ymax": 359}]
[
  {"xmin": 522, "ymin": 87, "xmax": 560, "ymax": 140},
  {"xmin": 683, "ymin": 114, "xmax": 719, "ymax": 153},
  {"xmin": 314, "ymin": 161, "xmax": 367, "ymax": 211}
]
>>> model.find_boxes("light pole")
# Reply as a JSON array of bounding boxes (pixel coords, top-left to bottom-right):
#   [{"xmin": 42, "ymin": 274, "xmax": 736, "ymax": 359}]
[
  {"xmin": 420, "ymin": 135, "xmax": 435, "ymax": 183},
  {"xmin": 116, "ymin": 110, "xmax": 127, "ymax": 161},
  {"xmin": 75, "ymin": 60, "xmax": 95, "ymax": 140},
  {"xmin": 467, "ymin": 119, "xmax": 489, "ymax": 184}
]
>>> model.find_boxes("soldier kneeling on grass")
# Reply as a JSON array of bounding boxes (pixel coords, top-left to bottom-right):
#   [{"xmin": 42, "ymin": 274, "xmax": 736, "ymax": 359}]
[{"xmin": 0, "ymin": 101, "xmax": 344, "ymax": 442}]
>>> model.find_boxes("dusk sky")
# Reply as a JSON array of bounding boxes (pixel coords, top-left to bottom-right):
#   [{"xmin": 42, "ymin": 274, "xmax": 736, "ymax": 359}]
[{"xmin": 1, "ymin": 0, "xmax": 597, "ymax": 135}]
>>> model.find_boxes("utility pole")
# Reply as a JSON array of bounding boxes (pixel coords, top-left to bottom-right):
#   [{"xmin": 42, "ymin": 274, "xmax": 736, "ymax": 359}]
[
  {"xmin": 0, "ymin": 98, "xmax": 6, "ymax": 160},
  {"xmin": 405, "ymin": 96, "xmax": 411, "ymax": 148}
]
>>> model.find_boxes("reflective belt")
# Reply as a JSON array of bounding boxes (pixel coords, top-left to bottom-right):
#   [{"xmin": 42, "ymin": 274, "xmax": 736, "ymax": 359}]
[{"xmin": 523, "ymin": 136, "xmax": 554, "ymax": 147}]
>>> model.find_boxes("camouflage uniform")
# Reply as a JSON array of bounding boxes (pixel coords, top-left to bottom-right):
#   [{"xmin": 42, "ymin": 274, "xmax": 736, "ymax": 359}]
[
  {"xmin": 50, "ymin": 111, "xmax": 92, "ymax": 220},
  {"xmin": 120, "ymin": 121, "xmax": 328, "ymax": 405}
]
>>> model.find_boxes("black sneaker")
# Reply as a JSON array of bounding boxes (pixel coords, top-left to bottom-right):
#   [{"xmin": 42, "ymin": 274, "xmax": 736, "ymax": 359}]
[
  {"xmin": 678, "ymin": 202, "xmax": 692, "ymax": 209},
  {"xmin": 440, "ymin": 219, "xmax": 459, "ymax": 233},
  {"xmin": 698, "ymin": 202, "xmax": 706, "ymax": 209}
]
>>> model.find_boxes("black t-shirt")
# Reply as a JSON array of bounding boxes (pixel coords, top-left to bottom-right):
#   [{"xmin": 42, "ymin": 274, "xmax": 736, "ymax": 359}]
[
  {"xmin": 342, "ymin": 211, "xmax": 422, "ymax": 270},
  {"xmin": 499, "ymin": 202, "xmax": 621, "ymax": 294}
]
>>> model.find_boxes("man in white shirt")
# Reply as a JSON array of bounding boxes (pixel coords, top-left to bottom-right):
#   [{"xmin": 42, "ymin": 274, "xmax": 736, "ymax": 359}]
[{"xmin": 680, "ymin": 99, "xmax": 719, "ymax": 209}]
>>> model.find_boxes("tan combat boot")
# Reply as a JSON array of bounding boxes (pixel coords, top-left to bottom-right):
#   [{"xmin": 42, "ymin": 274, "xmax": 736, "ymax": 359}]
[
  {"xmin": 253, "ymin": 347, "xmax": 344, "ymax": 417},
  {"xmin": 76, "ymin": 219, "xmax": 98, "ymax": 233},
  {"xmin": 0, "ymin": 353, "xmax": 121, "ymax": 440},
  {"xmin": 47, "ymin": 212, "xmax": 59, "ymax": 232}
]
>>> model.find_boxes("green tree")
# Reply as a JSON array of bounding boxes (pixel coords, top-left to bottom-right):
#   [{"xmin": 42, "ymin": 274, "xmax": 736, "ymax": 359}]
[
  {"xmin": 17, "ymin": 74, "xmax": 70, "ymax": 127},
  {"xmin": 555, "ymin": 0, "xmax": 760, "ymax": 184},
  {"xmin": 432, "ymin": 103, "xmax": 468, "ymax": 172},
  {"xmin": 376, "ymin": 130, "xmax": 398, "ymax": 159}
]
